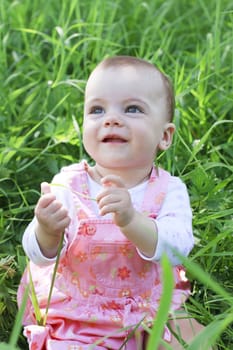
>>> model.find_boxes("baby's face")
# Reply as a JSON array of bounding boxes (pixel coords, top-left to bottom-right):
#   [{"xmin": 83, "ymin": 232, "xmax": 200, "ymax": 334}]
[{"xmin": 83, "ymin": 65, "xmax": 174, "ymax": 171}]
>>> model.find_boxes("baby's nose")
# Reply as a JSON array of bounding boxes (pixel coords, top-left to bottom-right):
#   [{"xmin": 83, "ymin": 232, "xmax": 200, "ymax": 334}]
[{"xmin": 104, "ymin": 113, "xmax": 123, "ymax": 126}]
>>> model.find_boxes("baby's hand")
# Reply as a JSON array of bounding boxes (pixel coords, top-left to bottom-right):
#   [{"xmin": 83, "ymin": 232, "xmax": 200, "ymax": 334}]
[
  {"xmin": 34, "ymin": 182, "xmax": 71, "ymax": 239},
  {"xmin": 96, "ymin": 175, "xmax": 135, "ymax": 227}
]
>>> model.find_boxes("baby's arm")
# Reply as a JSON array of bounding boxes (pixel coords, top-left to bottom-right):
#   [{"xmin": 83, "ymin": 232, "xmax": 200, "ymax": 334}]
[
  {"xmin": 138, "ymin": 176, "xmax": 194, "ymax": 265},
  {"xmin": 23, "ymin": 174, "xmax": 78, "ymax": 265},
  {"xmin": 96, "ymin": 175, "xmax": 158, "ymax": 257},
  {"xmin": 34, "ymin": 182, "xmax": 71, "ymax": 258},
  {"xmin": 96, "ymin": 174, "xmax": 194, "ymax": 264}
]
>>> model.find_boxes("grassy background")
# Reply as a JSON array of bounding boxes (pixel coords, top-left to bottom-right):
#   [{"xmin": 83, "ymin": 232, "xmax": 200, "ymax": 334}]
[{"xmin": 0, "ymin": 0, "xmax": 232, "ymax": 348}]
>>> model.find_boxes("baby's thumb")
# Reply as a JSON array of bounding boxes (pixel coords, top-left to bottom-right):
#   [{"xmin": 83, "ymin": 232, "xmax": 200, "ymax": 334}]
[{"xmin": 41, "ymin": 182, "xmax": 51, "ymax": 195}]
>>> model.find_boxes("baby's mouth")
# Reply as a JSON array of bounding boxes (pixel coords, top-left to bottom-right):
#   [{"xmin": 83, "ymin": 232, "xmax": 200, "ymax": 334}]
[{"xmin": 102, "ymin": 135, "xmax": 127, "ymax": 143}]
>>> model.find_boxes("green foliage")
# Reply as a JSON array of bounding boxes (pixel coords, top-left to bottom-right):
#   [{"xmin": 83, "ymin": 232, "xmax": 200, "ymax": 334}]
[{"xmin": 0, "ymin": 0, "xmax": 232, "ymax": 348}]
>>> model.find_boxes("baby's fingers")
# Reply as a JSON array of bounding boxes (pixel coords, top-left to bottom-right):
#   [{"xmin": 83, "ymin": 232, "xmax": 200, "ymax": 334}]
[
  {"xmin": 36, "ymin": 183, "xmax": 56, "ymax": 210},
  {"xmin": 41, "ymin": 182, "xmax": 51, "ymax": 195},
  {"xmin": 101, "ymin": 175, "xmax": 125, "ymax": 188}
]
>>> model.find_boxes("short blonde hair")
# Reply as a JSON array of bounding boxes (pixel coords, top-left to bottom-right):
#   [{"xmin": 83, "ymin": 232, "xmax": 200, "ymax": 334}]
[{"xmin": 94, "ymin": 55, "xmax": 175, "ymax": 122}]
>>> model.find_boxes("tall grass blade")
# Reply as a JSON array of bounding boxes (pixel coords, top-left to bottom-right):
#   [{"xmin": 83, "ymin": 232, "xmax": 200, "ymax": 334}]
[
  {"xmin": 146, "ymin": 254, "xmax": 174, "ymax": 349},
  {"xmin": 181, "ymin": 255, "xmax": 232, "ymax": 303},
  {"xmin": 9, "ymin": 286, "xmax": 29, "ymax": 348},
  {"xmin": 187, "ymin": 313, "xmax": 233, "ymax": 350}
]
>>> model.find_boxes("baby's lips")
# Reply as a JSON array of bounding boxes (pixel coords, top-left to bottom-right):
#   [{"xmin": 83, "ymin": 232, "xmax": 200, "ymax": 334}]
[{"xmin": 101, "ymin": 133, "xmax": 128, "ymax": 143}]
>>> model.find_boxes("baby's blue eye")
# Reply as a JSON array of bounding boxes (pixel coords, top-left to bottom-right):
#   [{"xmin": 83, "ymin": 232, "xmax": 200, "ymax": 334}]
[
  {"xmin": 90, "ymin": 106, "xmax": 104, "ymax": 114},
  {"xmin": 125, "ymin": 105, "xmax": 142, "ymax": 113}
]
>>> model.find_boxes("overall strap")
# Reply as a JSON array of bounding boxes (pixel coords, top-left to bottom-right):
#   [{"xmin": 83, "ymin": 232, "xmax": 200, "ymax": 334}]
[
  {"xmin": 141, "ymin": 166, "xmax": 170, "ymax": 218},
  {"xmin": 61, "ymin": 160, "xmax": 95, "ymax": 217}
]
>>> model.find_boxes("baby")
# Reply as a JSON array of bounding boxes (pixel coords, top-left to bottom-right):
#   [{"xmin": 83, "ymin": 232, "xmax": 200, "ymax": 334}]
[{"xmin": 18, "ymin": 56, "xmax": 206, "ymax": 349}]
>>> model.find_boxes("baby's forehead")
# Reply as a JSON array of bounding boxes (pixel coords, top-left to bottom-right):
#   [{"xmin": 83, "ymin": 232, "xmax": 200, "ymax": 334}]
[
  {"xmin": 86, "ymin": 64, "xmax": 165, "ymax": 94},
  {"xmin": 92, "ymin": 63, "xmax": 160, "ymax": 78}
]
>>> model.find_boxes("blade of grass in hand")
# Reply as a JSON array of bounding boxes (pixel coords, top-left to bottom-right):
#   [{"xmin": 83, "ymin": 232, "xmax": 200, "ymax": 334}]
[
  {"xmin": 43, "ymin": 231, "xmax": 65, "ymax": 326},
  {"xmin": 50, "ymin": 183, "xmax": 96, "ymax": 201},
  {"xmin": 28, "ymin": 262, "xmax": 43, "ymax": 325}
]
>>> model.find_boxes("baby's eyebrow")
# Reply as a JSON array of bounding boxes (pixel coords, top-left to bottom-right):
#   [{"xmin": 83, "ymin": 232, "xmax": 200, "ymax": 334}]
[
  {"xmin": 123, "ymin": 98, "xmax": 144, "ymax": 103},
  {"xmin": 85, "ymin": 97, "xmax": 105, "ymax": 105},
  {"xmin": 123, "ymin": 98, "xmax": 149, "ymax": 108}
]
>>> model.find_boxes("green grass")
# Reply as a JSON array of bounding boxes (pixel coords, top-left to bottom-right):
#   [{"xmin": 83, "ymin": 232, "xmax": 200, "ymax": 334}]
[{"xmin": 0, "ymin": 0, "xmax": 232, "ymax": 348}]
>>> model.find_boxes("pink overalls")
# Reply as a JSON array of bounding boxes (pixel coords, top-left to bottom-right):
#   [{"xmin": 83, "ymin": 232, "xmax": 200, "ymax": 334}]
[{"xmin": 17, "ymin": 162, "xmax": 190, "ymax": 350}]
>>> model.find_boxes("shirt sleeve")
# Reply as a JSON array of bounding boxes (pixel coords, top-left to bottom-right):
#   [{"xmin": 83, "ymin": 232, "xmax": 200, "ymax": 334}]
[
  {"xmin": 22, "ymin": 172, "xmax": 78, "ymax": 266},
  {"xmin": 137, "ymin": 176, "xmax": 194, "ymax": 265}
]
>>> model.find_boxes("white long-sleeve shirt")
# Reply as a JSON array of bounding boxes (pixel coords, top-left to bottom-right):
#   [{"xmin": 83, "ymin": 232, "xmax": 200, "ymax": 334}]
[{"xmin": 23, "ymin": 172, "xmax": 194, "ymax": 266}]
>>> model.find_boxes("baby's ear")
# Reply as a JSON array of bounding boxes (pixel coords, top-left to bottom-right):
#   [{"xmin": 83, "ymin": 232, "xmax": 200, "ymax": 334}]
[{"xmin": 158, "ymin": 123, "xmax": 176, "ymax": 151}]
